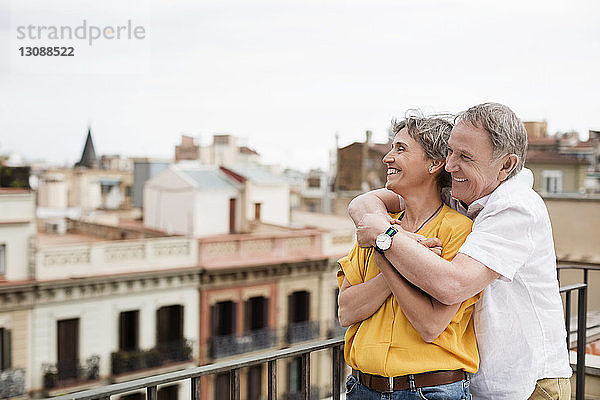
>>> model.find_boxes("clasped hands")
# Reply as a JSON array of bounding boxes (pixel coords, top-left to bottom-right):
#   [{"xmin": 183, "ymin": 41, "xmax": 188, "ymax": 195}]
[{"xmin": 355, "ymin": 212, "xmax": 443, "ymax": 256}]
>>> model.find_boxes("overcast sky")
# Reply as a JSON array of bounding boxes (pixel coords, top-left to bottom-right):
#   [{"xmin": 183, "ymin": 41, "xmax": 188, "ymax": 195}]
[{"xmin": 1, "ymin": 0, "xmax": 599, "ymax": 172}]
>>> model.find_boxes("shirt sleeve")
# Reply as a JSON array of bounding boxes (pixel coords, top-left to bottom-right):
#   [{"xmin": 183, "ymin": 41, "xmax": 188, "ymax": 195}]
[
  {"xmin": 336, "ymin": 242, "xmax": 366, "ymax": 287},
  {"xmin": 458, "ymin": 200, "xmax": 534, "ymax": 282}
]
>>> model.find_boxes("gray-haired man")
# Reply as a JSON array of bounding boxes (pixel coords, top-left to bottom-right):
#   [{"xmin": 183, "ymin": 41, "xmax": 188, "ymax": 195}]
[{"xmin": 350, "ymin": 103, "xmax": 571, "ymax": 399}]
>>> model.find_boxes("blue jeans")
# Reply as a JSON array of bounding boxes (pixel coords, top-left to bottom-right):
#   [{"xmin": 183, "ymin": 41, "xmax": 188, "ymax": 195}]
[{"xmin": 345, "ymin": 373, "xmax": 471, "ymax": 400}]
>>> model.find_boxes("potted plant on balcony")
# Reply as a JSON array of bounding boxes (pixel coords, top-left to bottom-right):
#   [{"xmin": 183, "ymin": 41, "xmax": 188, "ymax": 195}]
[{"xmin": 42, "ymin": 364, "xmax": 58, "ymax": 389}]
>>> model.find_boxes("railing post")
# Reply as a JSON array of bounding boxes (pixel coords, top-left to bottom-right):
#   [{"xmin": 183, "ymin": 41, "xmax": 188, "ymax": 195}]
[
  {"xmin": 332, "ymin": 345, "xmax": 341, "ymax": 400},
  {"xmin": 231, "ymin": 369, "xmax": 240, "ymax": 400},
  {"xmin": 191, "ymin": 376, "xmax": 200, "ymax": 400},
  {"xmin": 268, "ymin": 360, "xmax": 277, "ymax": 400},
  {"xmin": 576, "ymin": 286, "xmax": 587, "ymax": 400},
  {"xmin": 302, "ymin": 353, "xmax": 310, "ymax": 400},
  {"xmin": 565, "ymin": 291, "xmax": 572, "ymax": 350}
]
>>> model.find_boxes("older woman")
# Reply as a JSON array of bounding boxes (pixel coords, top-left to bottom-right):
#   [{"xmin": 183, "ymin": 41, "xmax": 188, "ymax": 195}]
[{"xmin": 337, "ymin": 115, "xmax": 480, "ymax": 400}]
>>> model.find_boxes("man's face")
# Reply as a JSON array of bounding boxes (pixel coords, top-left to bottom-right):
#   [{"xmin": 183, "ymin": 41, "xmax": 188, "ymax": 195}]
[{"xmin": 445, "ymin": 121, "xmax": 506, "ymax": 205}]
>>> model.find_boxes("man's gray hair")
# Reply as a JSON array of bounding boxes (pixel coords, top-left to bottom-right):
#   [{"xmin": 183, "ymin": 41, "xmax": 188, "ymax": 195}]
[
  {"xmin": 391, "ymin": 111, "xmax": 454, "ymax": 188},
  {"xmin": 456, "ymin": 102, "xmax": 528, "ymax": 179}
]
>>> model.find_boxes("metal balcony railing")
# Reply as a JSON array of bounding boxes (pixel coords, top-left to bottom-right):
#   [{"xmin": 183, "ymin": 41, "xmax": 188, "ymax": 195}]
[
  {"xmin": 209, "ymin": 328, "xmax": 276, "ymax": 359},
  {"xmin": 42, "ymin": 355, "xmax": 100, "ymax": 389},
  {"xmin": 557, "ymin": 264, "xmax": 594, "ymax": 400},
  {"xmin": 0, "ymin": 368, "xmax": 25, "ymax": 398},
  {"xmin": 48, "ymin": 337, "xmax": 345, "ymax": 400},
  {"xmin": 286, "ymin": 321, "xmax": 320, "ymax": 344},
  {"xmin": 37, "ymin": 273, "xmax": 589, "ymax": 400},
  {"xmin": 557, "ymin": 264, "xmax": 600, "ymax": 288},
  {"xmin": 111, "ymin": 340, "xmax": 193, "ymax": 375},
  {"xmin": 284, "ymin": 386, "xmax": 320, "ymax": 400}
]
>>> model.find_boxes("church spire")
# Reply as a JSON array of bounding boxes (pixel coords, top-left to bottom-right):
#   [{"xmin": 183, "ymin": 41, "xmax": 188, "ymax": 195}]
[{"xmin": 75, "ymin": 127, "xmax": 98, "ymax": 169}]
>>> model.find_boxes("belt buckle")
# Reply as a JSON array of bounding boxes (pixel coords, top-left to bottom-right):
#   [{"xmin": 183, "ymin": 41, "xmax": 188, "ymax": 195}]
[{"xmin": 384, "ymin": 376, "xmax": 394, "ymax": 393}]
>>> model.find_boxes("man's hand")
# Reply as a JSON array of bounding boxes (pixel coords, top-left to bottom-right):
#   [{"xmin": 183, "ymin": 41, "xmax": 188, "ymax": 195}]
[
  {"xmin": 403, "ymin": 232, "xmax": 443, "ymax": 255},
  {"xmin": 419, "ymin": 237, "xmax": 443, "ymax": 256},
  {"xmin": 355, "ymin": 213, "xmax": 390, "ymax": 247}
]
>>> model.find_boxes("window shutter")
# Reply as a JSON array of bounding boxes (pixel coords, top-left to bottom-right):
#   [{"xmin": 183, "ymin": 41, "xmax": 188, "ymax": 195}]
[
  {"xmin": 262, "ymin": 297, "xmax": 269, "ymax": 329},
  {"xmin": 119, "ymin": 312, "xmax": 127, "ymax": 351},
  {"xmin": 133, "ymin": 311, "xmax": 139, "ymax": 350},
  {"xmin": 210, "ymin": 304, "xmax": 218, "ymax": 337},
  {"xmin": 244, "ymin": 299, "xmax": 250, "ymax": 333},
  {"xmin": 231, "ymin": 302, "xmax": 237, "ymax": 336},
  {"xmin": 288, "ymin": 293, "xmax": 296, "ymax": 323},
  {"xmin": 1, "ymin": 328, "xmax": 11, "ymax": 370}
]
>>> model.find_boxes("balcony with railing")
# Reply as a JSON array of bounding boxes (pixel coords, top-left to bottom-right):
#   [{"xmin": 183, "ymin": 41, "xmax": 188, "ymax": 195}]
[
  {"xmin": 0, "ymin": 368, "xmax": 26, "ymax": 398},
  {"xmin": 197, "ymin": 230, "xmax": 322, "ymax": 269},
  {"xmin": 49, "ymin": 338, "xmax": 345, "ymax": 400},
  {"xmin": 34, "ymin": 236, "xmax": 197, "ymax": 280},
  {"xmin": 209, "ymin": 328, "xmax": 276, "ymax": 359},
  {"xmin": 111, "ymin": 340, "xmax": 193, "ymax": 376},
  {"xmin": 42, "ymin": 355, "xmax": 100, "ymax": 390},
  {"xmin": 286, "ymin": 321, "xmax": 320, "ymax": 344}
]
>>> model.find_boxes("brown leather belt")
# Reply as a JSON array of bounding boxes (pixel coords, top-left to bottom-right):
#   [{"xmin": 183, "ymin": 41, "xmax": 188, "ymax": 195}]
[{"xmin": 352, "ymin": 368, "xmax": 466, "ymax": 393}]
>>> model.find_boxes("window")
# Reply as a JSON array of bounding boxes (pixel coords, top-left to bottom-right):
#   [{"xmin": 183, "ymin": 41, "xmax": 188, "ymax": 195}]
[
  {"xmin": 247, "ymin": 365, "xmax": 262, "ymax": 400},
  {"xmin": 288, "ymin": 291, "xmax": 310, "ymax": 323},
  {"xmin": 542, "ymin": 170, "xmax": 563, "ymax": 193},
  {"xmin": 0, "ymin": 328, "xmax": 11, "ymax": 371},
  {"xmin": 245, "ymin": 296, "xmax": 268, "ymax": 332},
  {"xmin": 158, "ymin": 385, "xmax": 178, "ymax": 400},
  {"xmin": 156, "ymin": 305, "xmax": 184, "ymax": 359},
  {"xmin": 211, "ymin": 301, "xmax": 236, "ymax": 337},
  {"xmin": 57, "ymin": 318, "xmax": 79, "ymax": 381},
  {"xmin": 254, "ymin": 203, "xmax": 261, "ymax": 221},
  {"xmin": 0, "ymin": 244, "xmax": 5, "ymax": 275},
  {"xmin": 120, "ymin": 393, "xmax": 145, "ymax": 400},
  {"xmin": 229, "ymin": 198, "xmax": 236, "ymax": 234},
  {"xmin": 119, "ymin": 310, "xmax": 139, "ymax": 352},
  {"xmin": 288, "ymin": 357, "xmax": 302, "ymax": 394},
  {"xmin": 214, "ymin": 372, "xmax": 230, "ymax": 400},
  {"xmin": 307, "ymin": 177, "xmax": 321, "ymax": 188}
]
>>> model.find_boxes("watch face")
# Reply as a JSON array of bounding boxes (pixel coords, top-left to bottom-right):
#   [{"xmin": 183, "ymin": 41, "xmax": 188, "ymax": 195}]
[{"xmin": 376, "ymin": 233, "xmax": 392, "ymax": 251}]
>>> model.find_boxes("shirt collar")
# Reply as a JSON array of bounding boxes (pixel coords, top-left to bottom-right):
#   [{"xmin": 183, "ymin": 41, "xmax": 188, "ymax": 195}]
[{"xmin": 450, "ymin": 168, "xmax": 534, "ymax": 219}]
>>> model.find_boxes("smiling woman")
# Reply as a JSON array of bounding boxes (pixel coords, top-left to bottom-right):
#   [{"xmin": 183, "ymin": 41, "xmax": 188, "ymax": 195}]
[{"xmin": 337, "ymin": 113, "xmax": 480, "ymax": 400}]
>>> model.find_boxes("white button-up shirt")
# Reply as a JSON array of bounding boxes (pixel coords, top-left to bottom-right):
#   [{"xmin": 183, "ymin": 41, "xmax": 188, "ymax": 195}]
[{"xmin": 448, "ymin": 169, "xmax": 572, "ymax": 399}]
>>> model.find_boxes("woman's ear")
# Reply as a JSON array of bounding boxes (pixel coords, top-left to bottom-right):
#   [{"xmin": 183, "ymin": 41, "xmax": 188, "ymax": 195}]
[{"xmin": 428, "ymin": 160, "xmax": 444, "ymax": 174}]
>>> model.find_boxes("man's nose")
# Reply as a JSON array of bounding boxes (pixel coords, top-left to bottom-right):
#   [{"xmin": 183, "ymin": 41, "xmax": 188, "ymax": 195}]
[{"xmin": 445, "ymin": 154, "xmax": 457, "ymax": 172}]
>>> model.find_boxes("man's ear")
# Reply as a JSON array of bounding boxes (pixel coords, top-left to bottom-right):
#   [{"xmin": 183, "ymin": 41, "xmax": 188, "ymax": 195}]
[
  {"xmin": 429, "ymin": 160, "xmax": 444, "ymax": 174},
  {"xmin": 498, "ymin": 154, "xmax": 519, "ymax": 181}
]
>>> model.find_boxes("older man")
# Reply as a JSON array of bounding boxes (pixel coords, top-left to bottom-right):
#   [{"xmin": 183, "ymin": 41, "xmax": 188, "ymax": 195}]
[{"xmin": 350, "ymin": 103, "xmax": 572, "ymax": 399}]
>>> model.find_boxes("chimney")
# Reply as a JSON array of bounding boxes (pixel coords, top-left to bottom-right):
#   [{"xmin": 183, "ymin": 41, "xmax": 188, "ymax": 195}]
[{"xmin": 361, "ymin": 130, "xmax": 372, "ymax": 191}]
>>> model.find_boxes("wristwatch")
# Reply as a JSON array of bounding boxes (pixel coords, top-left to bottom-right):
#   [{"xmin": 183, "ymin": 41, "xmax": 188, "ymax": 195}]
[{"xmin": 375, "ymin": 226, "xmax": 398, "ymax": 254}]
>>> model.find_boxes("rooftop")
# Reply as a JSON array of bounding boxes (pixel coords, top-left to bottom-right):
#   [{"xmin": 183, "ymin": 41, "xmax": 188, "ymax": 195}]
[
  {"xmin": 526, "ymin": 150, "xmax": 589, "ymax": 165},
  {"xmin": 177, "ymin": 167, "xmax": 240, "ymax": 190}
]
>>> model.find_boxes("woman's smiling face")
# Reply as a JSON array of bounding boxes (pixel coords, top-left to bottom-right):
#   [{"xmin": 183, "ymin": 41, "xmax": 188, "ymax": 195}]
[{"xmin": 383, "ymin": 127, "xmax": 432, "ymax": 195}]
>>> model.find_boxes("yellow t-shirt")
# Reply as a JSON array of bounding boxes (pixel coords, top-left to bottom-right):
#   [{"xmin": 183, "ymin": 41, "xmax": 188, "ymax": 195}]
[{"xmin": 337, "ymin": 204, "xmax": 480, "ymax": 376}]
